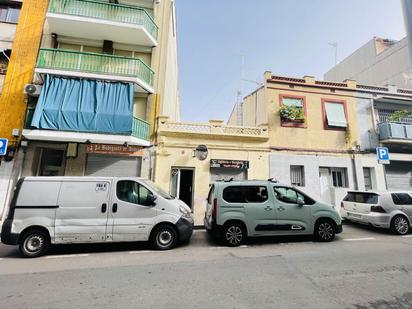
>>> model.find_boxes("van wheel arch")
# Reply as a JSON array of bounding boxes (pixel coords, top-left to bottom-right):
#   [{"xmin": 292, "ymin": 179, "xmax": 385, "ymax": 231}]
[
  {"xmin": 19, "ymin": 226, "xmax": 51, "ymax": 244},
  {"xmin": 223, "ymin": 220, "xmax": 248, "ymax": 234}
]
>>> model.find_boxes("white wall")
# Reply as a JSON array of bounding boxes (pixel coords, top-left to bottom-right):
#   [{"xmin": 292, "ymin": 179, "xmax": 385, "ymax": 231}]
[{"xmin": 0, "ymin": 22, "xmax": 17, "ymax": 50}]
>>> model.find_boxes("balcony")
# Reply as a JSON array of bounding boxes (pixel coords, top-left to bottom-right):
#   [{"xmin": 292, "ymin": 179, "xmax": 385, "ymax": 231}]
[
  {"xmin": 35, "ymin": 48, "xmax": 154, "ymax": 93},
  {"xmin": 23, "ymin": 108, "xmax": 150, "ymax": 146},
  {"xmin": 379, "ymin": 122, "xmax": 412, "ymax": 143},
  {"xmin": 46, "ymin": 0, "xmax": 158, "ymax": 46},
  {"xmin": 157, "ymin": 117, "xmax": 269, "ymax": 141}
]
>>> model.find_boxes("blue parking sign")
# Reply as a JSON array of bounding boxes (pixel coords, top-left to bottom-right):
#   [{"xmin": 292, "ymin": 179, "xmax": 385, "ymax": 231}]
[
  {"xmin": 376, "ymin": 147, "xmax": 390, "ymax": 164},
  {"xmin": 0, "ymin": 138, "xmax": 8, "ymax": 156}
]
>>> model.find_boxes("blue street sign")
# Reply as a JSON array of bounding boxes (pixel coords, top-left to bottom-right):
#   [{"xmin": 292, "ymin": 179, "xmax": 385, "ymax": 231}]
[
  {"xmin": 0, "ymin": 138, "xmax": 8, "ymax": 156},
  {"xmin": 376, "ymin": 147, "xmax": 390, "ymax": 164}
]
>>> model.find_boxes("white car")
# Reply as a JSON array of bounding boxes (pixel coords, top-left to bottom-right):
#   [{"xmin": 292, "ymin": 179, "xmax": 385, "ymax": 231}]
[{"xmin": 341, "ymin": 191, "xmax": 412, "ymax": 235}]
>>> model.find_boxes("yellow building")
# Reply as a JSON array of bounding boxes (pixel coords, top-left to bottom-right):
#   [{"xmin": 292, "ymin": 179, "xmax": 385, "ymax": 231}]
[
  {"xmin": 229, "ymin": 72, "xmax": 386, "ymax": 207},
  {"xmin": 155, "ymin": 117, "xmax": 269, "ymax": 224}
]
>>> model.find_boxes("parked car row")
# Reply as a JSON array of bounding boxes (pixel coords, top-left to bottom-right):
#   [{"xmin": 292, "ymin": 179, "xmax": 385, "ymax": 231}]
[{"xmin": 0, "ymin": 177, "xmax": 411, "ymax": 258}]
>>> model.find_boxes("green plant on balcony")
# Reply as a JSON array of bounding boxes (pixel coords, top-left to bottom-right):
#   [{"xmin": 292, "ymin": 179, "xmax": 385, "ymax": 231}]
[
  {"xmin": 390, "ymin": 110, "xmax": 410, "ymax": 122},
  {"xmin": 279, "ymin": 105, "xmax": 305, "ymax": 122}
]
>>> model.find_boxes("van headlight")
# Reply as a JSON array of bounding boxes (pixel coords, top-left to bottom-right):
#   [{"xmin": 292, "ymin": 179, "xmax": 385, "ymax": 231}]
[{"xmin": 179, "ymin": 206, "xmax": 192, "ymax": 218}]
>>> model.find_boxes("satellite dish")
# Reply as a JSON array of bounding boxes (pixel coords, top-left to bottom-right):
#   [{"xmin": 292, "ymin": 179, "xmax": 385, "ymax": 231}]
[{"xmin": 194, "ymin": 144, "xmax": 208, "ymax": 161}]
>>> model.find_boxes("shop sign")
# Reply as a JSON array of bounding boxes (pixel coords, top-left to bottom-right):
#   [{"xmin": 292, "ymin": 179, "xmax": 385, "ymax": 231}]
[
  {"xmin": 210, "ymin": 159, "xmax": 249, "ymax": 170},
  {"xmin": 86, "ymin": 144, "xmax": 144, "ymax": 156}
]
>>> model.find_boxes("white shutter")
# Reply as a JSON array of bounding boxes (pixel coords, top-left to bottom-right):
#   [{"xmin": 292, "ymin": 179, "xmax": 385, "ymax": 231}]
[{"xmin": 85, "ymin": 155, "xmax": 141, "ymax": 177}]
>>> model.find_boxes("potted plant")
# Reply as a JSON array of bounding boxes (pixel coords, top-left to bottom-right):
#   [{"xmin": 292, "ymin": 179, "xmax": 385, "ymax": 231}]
[
  {"xmin": 390, "ymin": 110, "xmax": 410, "ymax": 122},
  {"xmin": 279, "ymin": 105, "xmax": 305, "ymax": 122}
]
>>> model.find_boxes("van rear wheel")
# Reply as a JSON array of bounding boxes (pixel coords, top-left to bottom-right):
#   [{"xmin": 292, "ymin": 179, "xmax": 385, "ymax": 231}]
[
  {"xmin": 152, "ymin": 225, "xmax": 178, "ymax": 250},
  {"xmin": 19, "ymin": 229, "xmax": 50, "ymax": 258},
  {"xmin": 222, "ymin": 222, "xmax": 246, "ymax": 247}
]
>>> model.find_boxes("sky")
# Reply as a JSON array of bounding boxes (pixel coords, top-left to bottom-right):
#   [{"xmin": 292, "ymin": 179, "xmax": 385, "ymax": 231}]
[{"xmin": 175, "ymin": 0, "xmax": 406, "ymax": 122}]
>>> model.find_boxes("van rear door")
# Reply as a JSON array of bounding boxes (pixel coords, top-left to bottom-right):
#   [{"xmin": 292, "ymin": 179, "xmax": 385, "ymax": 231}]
[
  {"xmin": 342, "ymin": 192, "xmax": 379, "ymax": 215},
  {"xmin": 55, "ymin": 180, "xmax": 111, "ymax": 243}
]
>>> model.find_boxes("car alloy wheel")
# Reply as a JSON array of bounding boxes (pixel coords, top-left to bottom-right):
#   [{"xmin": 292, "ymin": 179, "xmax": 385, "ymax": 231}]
[
  {"xmin": 393, "ymin": 216, "xmax": 409, "ymax": 235},
  {"xmin": 316, "ymin": 221, "xmax": 335, "ymax": 242},
  {"xmin": 224, "ymin": 225, "xmax": 244, "ymax": 246}
]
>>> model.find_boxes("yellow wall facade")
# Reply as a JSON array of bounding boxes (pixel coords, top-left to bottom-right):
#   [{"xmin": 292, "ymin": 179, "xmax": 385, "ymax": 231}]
[{"xmin": 0, "ymin": 0, "xmax": 48, "ymax": 143}]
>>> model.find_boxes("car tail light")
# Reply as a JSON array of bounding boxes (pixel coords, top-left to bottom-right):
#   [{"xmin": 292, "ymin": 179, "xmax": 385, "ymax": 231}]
[
  {"xmin": 212, "ymin": 198, "xmax": 217, "ymax": 221},
  {"xmin": 371, "ymin": 205, "xmax": 386, "ymax": 213}
]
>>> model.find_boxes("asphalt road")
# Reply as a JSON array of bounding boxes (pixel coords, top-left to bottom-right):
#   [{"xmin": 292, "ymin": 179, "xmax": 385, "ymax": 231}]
[{"xmin": 1, "ymin": 222, "xmax": 412, "ymax": 308}]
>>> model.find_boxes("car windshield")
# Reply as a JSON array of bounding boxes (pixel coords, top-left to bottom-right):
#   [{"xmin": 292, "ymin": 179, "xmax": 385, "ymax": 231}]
[{"xmin": 140, "ymin": 180, "xmax": 174, "ymax": 200}]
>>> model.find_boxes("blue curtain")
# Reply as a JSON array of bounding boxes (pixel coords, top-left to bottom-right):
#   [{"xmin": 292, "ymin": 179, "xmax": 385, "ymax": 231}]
[{"xmin": 31, "ymin": 75, "xmax": 133, "ymax": 134}]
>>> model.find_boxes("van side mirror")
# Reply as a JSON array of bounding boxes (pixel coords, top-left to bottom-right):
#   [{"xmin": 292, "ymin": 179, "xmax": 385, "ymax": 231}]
[
  {"xmin": 297, "ymin": 197, "xmax": 305, "ymax": 206},
  {"xmin": 146, "ymin": 194, "xmax": 157, "ymax": 206}
]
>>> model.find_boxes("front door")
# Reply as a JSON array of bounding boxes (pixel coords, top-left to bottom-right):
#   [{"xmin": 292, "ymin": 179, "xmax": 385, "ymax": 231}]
[
  {"xmin": 272, "ymin": 186, "xmax": 312, "ymax": 234},
  {"xmin": 171, "ymin": 168, "xmax": 194, "ymax": 208},
  {"xmin": 55, "ymin": 180, "xmax": 110, "ymax": 243},
  {"xmin": 110, "ymin": 180, "xmax": 158, "ymax": 242},
  {"xmin": 319, "ymin": 168, "xmax": 332, "ymax": 204}
]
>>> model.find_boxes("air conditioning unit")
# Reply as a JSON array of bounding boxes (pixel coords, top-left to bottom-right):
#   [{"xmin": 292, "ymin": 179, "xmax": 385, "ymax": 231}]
[{"xmin": 24, "ymin": 84, "xmax": 42, "ymax": 97}]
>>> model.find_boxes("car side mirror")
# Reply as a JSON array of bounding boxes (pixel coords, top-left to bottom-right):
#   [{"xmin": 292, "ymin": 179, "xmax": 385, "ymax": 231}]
[
  {"xmin": 146, "ymin": 194, "xmax": 157, "ymax": 206},
  {"xmin": 297, "ymin": 197, "xmax": 305, "ymax": 206}
]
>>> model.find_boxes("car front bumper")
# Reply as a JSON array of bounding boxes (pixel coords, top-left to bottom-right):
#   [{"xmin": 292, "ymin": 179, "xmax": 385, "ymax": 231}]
[
  {"xmin": 342, "ymin": 210, "xmax": 391, "ymax": 229},
  {"xmin": 176, "ymin": 217, "xmax": 194, "ymax": 243}
]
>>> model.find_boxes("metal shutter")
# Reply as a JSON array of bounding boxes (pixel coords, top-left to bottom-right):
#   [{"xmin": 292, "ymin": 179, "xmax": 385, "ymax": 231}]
[
  {"xmin": 385, "ymin": 161, "xmax": 412, "ymax": 190},
  {"xmin": 85, "ymin": 155, "xmax": 141, "ymax": 177}
]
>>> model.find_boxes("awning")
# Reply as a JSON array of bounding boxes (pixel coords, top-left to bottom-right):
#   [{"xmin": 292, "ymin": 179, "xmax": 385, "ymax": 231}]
[
  {"xmin": 31, "ymin": 75, "xmax": 134, "ymax": 134},
  {"xmin": 325, "ymin": 102, "xmax": 347, "ymax": 127}
]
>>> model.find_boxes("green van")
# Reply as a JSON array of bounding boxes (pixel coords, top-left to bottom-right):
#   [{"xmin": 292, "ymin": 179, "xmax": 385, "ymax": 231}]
[{"xmin": 204, "ymin": 180, "xmax": 342, "ymax": 246}]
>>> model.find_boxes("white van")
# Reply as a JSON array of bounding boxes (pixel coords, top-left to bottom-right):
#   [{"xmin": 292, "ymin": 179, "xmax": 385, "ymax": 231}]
[{"xmin": 1, "ymin": 177, "xmax": 193, "ymax": 257}]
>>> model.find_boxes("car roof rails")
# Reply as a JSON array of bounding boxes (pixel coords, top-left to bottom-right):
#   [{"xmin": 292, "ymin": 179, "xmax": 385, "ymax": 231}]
[
  {"xmin": 268, "ymin": 178, "xmax": 279, "ymax": 183},
  {"xmin": 224, "ymin": 177, "xmax": 234, "ymax": 182}
]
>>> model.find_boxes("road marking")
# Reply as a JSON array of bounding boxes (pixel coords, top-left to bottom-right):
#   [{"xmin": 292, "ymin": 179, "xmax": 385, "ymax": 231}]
[
  {"xmin": 0, "ymin": 258, "xmax": 4, "ymax": 261},
  {"xmin": 45, "ymin": 254, "xmax": 90, "ymax": 259},
  {"xmin": 401, "ymin": 235, "xmax": 412, "ymax": 238},
  {"xmin": 343, "ymin": 237, "xmax": 376, "ymax": 241}
]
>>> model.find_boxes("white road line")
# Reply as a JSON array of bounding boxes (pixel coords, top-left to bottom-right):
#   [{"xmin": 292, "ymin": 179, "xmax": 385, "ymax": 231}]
[
  {"xmin": 401, "ymin": 235, "xmax": 412, "ymax": 238},
  {"xmin": 343, "ymin": 237, "xmax": 376, "ymax": 242},
  {"xmin": 0, "ymin": 258, "xmax": 4, "ymax": 261},
  {"xmin": 45, "ymin": 254, "xmax": 90, "ymax": 259}
]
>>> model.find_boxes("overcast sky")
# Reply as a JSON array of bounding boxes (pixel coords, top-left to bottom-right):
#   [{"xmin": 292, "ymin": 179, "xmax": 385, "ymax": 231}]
[{"xmin": 175, "ymin": 0, "xmax": 406, "ymax": 122}]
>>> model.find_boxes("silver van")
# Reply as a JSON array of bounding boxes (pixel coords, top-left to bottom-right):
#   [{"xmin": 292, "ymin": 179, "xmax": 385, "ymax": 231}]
[
  {"xmin": 1, "ymin": 177, "xmax": 193, "ymax": 257},
  {"xmin": 204, "ymin": 180, "xmax": 342, "ymax": 246}
]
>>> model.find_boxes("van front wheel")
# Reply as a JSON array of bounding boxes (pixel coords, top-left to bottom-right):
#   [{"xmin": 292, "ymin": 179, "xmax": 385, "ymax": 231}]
[
  {"xmin": 19, "ymin": 229, "xmax": 50, "ymax": 258},
  {"xmin": 152, "ymin": 225, "xmax": 178, "ymax": 250}
]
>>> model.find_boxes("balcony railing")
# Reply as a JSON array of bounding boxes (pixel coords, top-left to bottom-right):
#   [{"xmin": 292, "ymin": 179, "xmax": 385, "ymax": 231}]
[
  {"xmin": 132, "ymin": 117, "xmax": 150, "ymax": 141},
  {"xmin": 158, "ymin": 117, "xmax": 269, "ymax": 140},
  {"xmin": 25, "ymin": 107, "xmax": 150, "ymax": 141},
  {"xmin": 37, "ymin": 49, "xmax": 154, "ymax": 86},
  {"xmin": 379, "ymin": 122, "xmax": 412, "ymax": 141},
  {"xmin": 48, "ymin": 0, "xmax": 158, "ymax": 40}
]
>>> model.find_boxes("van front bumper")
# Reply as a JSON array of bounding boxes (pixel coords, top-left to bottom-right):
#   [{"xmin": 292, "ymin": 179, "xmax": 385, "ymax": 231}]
[
  {"xmin": 176, "ymin": 217, "xmax": 194, "ymax": 243},
  {"xmin": 1, "ymin": 219, "xmax": 19, "ymax": 245}
]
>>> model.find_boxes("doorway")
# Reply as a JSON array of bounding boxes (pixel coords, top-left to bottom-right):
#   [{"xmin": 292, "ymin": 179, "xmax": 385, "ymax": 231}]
[
  {"xmin": 171, "ymin": 168, "xmax": 194, "ymax": 209},
  {"xmin": 319, "ymin": 168, "xmax": 331, "ymax": 204}
]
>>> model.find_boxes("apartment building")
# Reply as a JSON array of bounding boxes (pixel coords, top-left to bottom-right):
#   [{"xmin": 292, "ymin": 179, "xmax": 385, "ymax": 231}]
[
  {"xmin": 229, "ymin": 72, "xmax": 371, "ymax": 206},
  {"xmin": 19, "ymin": 0, "xmax": 179, "ymax": 180},
  {"xmin": 0, "ymin": 0, "xmax": 22, "ymax": 93}
]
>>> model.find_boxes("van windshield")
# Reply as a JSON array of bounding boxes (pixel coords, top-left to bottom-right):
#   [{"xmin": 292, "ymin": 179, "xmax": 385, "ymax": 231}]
[{"xmin": 140, "ymin": 180, "xmax": 174, "ymax": 200}]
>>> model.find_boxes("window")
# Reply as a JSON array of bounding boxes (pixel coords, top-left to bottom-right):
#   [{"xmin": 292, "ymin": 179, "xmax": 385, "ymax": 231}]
[
  {"xmin": 222, "ymin": 186, "xmax": 268, "ymax": 203},
  {"xmin": 38, "ymin": 148, "xmax": 65, "ymax": 176},
  {"xmin": 344, "ymin": 192, "xmax": 379, "ymax": 204},
  {"xmin": 331, "ymin": 167, "xmax": 348, "ymax": 188},
  {"xmin": 363, "ymin": 167, "xmax": 373, "ymax": 191},
  {"xmin": 391, "ymin": 193, "xmax": 412, "ymax": 205},
  {"xmin": 0, "ymin": 6, "xmax": 21, "ymax": 23},
  {"xmin": 116, "ymin": 181, "xmax": 153, "ymax": 206},
  {"xmin": 322, "ymin": 99, "xmax": 348, "ymax": 130},
  {"xmin": 279, "ymin": 94, "xmax": 306, "ymax": 128},
  {"xmin": 290, "ymin": 165, "xmax": 305, "ymax": 187},
  {"xmin": 273, "ymin": 186, "xmax": 316, "ymax": 205}
]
